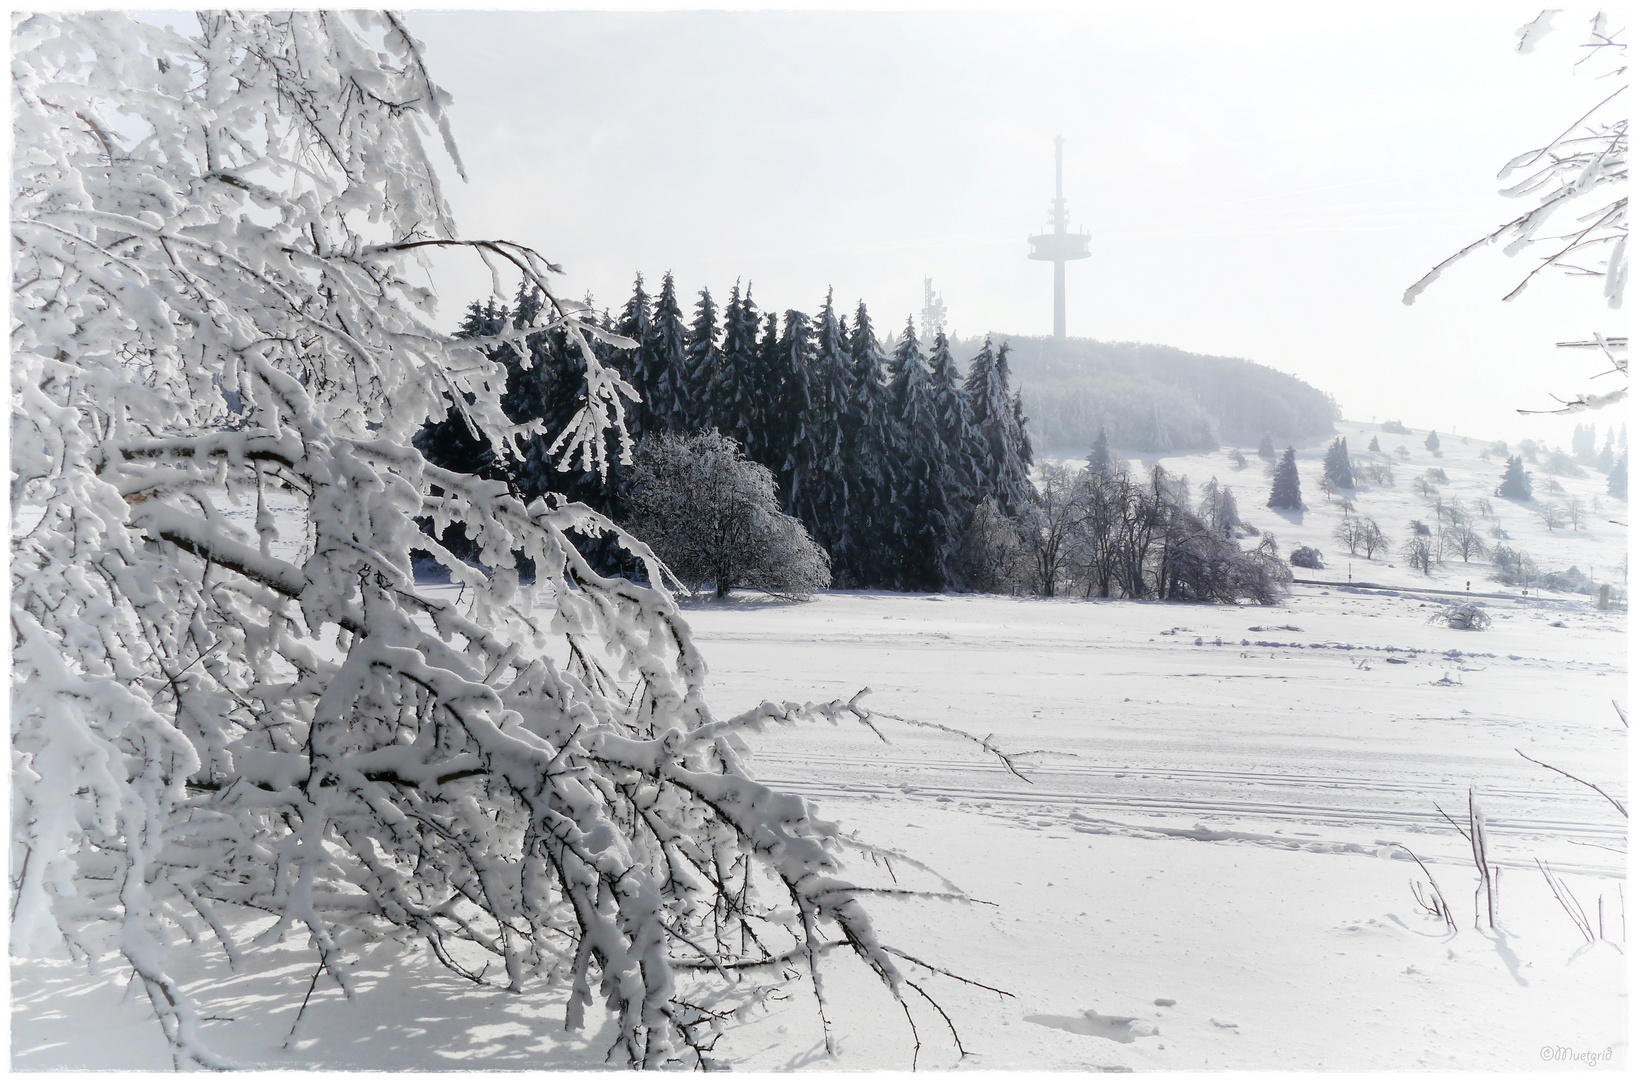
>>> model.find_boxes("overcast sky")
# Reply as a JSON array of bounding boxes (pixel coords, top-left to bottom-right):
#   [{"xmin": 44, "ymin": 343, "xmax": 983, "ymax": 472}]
[{"xmin": 408, "ymin": 3, "xmax": 1623, "ymax": 446}]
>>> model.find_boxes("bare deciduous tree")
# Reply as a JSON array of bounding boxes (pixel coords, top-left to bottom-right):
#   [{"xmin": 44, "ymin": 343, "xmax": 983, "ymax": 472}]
[
  {"xmin": 1443, "ymin": 523, "xmax": 1490, "ymax": 564},
  {"xmin": 1402, "ymin": 535, "xmax": 1437, "ymax": 575}
]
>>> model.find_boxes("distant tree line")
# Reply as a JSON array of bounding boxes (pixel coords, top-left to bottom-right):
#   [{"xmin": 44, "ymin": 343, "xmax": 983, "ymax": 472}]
[
  {"xmin": 964, "ymin": 334, "xmax": 1340, "ymax": 454},
  {"xmin": 415, "ymin": 275, "xmax": 1038, "ymax": 593}
]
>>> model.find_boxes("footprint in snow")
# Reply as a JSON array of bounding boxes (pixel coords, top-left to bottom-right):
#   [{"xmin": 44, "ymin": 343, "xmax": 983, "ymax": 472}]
[{"xmin": 1025, "ymin": 1010, "xmax": 1159, "ymax": 1043}]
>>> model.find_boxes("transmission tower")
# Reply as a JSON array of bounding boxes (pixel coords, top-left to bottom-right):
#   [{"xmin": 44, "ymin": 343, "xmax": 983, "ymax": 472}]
[{"xmin": 1027, "ymin": 136, "xmax": 1091, "ymax": 340}]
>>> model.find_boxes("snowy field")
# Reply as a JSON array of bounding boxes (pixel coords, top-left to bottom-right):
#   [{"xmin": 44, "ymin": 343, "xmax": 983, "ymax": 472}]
[{"xmin": 11, "ymin": 421, "xmax": 1628, "ymax": 1072}]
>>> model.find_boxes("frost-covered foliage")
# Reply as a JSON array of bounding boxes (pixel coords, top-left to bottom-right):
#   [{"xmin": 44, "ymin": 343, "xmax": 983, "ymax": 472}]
[
  {"xmin": 1289, "ymin": 546, "xmax": 1325, "ymax": 571},
  {"xmin": 624, "ymin": 431, "xmax": 830, "ymax": 599},
  {"xmin": 1404, "ymin": 11, "xmax": 1627, "ymax": 415},
  {"xmin": 949, "ymin": 496, "xmax": 1030, "ymax": 594},
  {"xmin": 11, "ymin": 13, "xmax": 942, "ymax": 1068},
  {"xmin": 1433, "ymin": 603, "xmax": 1492, "ymax": 631}
]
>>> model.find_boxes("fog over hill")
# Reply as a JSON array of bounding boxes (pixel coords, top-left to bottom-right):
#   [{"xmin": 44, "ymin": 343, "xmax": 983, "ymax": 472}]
[{"xmin": 948, "ymin": 333, "xmax": 1340, "ymax": 455}]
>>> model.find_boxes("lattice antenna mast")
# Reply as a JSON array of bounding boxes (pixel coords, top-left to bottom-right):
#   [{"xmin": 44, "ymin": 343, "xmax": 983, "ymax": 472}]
[
  {"xmin": 1027, "ymin": 135, "xmax": 1091, "ymax": 340},
  {"xmin": 920, "ymin": 277, "xmax": 948, "ymax": 340}
]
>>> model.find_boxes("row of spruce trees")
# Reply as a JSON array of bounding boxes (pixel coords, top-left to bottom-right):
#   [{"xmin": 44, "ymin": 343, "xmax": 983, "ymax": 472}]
[{"xmin": 416, "ymin": 274, "xmax": 1039, "ymax": 591}]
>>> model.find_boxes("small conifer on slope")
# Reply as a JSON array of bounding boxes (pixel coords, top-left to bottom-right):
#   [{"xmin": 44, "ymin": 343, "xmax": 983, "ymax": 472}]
[{"xmin": 1268, "ymin": 446, "xmax": 1305, "ymax": 509}]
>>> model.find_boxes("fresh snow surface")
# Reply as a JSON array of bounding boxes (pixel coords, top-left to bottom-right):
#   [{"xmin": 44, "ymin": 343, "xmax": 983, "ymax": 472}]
[{"xmin": 11, "ymin": 421, "xmax": 1628, "ymax": 1072}]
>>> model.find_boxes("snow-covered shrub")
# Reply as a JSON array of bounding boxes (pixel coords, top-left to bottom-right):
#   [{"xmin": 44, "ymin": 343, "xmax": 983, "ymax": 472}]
[
  {"xmin": 1289, "ymin": 546, "xmax": 1324, "ymax": 570},
  {"xmin": 1433, "ymin": 603, "xmax": 1491, "ymax": 630},
  {"xmin": 1537, "ymin": 565, "xmax": 1598, "ymax": 596},
  {"xmin": 10, "ymin": 14, "xmax": 938, "ymax": 1068},
  {"xmin": 1543, "ymin": 450, "xmax": 1585, "ymax": 477},
  {"xmin": 1492, "ymin": 544, "xmax": 1537, "ymax": 586},
  {"xmin": 951, "ymin": 496, "xmax": 1030, "ymax": 594},
  {"xmin": 624, "ymin": 431, "xmax": 830, "ymax": 599},
  {"xmin": 1381, "ymin": 420, "xmax": 1412, "ymax": 435}
]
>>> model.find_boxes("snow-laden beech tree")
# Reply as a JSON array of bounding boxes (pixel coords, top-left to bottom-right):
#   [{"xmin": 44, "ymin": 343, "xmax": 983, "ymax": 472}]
[{"xmin": 11, "ymin": 12, "xmax": 994, "ymax": 1069}]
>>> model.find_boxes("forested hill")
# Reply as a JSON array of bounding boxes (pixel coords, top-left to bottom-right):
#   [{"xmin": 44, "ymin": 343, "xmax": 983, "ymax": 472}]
[{"xmin": 949, "ymin": 334, "xmax": 1339, "ymax": 455}]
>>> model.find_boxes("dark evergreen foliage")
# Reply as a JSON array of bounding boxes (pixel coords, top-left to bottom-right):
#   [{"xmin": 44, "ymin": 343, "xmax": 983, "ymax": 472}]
[
  {"xmin": 963, "ymin": 339, "xmax": 1035, "ymax": 518},
  {"xmin": 1267, "ymin": 447, "xmax": 1303, "ymax": 509},
  {"xmin": 645, "ymin": 272, "xmax": 690, "ymax": 435},
  {"xmin": 709, "ymin": 283, "xmax": 760, "ymax": 452},
  {"xmin": 926, "ymin": 329, "xmax": 980, "ymax": 516},
  {"xmin": 1087, "ymin": 427, "xmax": 1113, "ymax": 475},
  {"xmin": 790, "ymin": 292, "xmax": 854, "ymax": 555},
  {"xmin": 417, "ymin": 276, "xmax": 1040, "ymax": 595},
  {"xmin": 835, "ymin": 301, "xmax": 901, "ymax": 588},
  {"xmin": 889, "ymin": 320, "xmax": 952, "ymax": 591},
  {"xmin": 1425, "ymin": 430, "xmax": 1441, "ymax": 453},
  {"xmin": 1608, "ymin": 453, "xmax": 1627, "ymax": 500},
  {"xmin": 680, "ymin": 286, "xmax": 720, "ymax": 432},
  {"xmin": 771, "ymin": 309, "xmax": 815, "ymax": 509},
  {"xmin": 616, "ymin": 273, "xmax": 655, "ymax": 441},
  {"xmin": 1322, "ymin": 436, "xmax": 1354, "ymax": 488},
  {"xmin": 1257, "ymin": 434, "xmax": 1276, "ymax": 460},
  {"xmin": 1498, "ymin": 456, "xmax": 1533, "ymax": 499}
]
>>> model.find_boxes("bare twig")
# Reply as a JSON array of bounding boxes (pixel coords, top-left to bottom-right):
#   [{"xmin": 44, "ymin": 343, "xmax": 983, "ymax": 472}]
[
  {"xmin": 1535, "ymin": 859, "xmax": 1595, "ymax": 943},
  {"xmin": 282, "ymin": 963, "xmax": 325, "ymax": 1049},
  {"xmin": 1394, "ymin": 844, "xmax": 1458, "ymax": 934},
  {"xmin": 1515, "ymin": 749, "xmax": 1627, "ymax": 818}
]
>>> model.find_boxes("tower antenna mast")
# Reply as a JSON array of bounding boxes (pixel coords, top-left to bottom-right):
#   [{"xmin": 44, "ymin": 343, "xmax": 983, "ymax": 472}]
[{"xmin": 1027, "ymin": 136, "xmax": 1091, "ymax": 340}]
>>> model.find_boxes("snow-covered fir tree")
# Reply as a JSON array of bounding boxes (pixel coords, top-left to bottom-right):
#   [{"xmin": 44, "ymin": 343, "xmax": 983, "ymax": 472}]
[
  {"xmin": 750, "ymin": 309, "xmax": 789, "ymax": 474},
  {"xmin": 771, "ymin": 309, "xmax": 816, "ymax": 505},
  {"xmin": 926, "ymin": 329, "xmax": 982, "ymax": 534},
  {"xmin": 1268, "ymin": 447, "xmax": 1305, "ymax": 509},
  {"xmin": 1499, "ymin": 455, "xmax": 1534, "ymax": 499},
  {"xmin": 1088, "ymin": 426, "xmax": 1114, "ymax": 475},
  {"xmin": 616, "ymin": 272, "xmax": 657, "ymax": 440},
  {"xmin": 709, "ymin": 282, "xmax": 760, "ymax": 447},
  {"xmin": 836, "ymin": 301, "xmax": 901, "ymax": 586},
  {"xmin": 681, "ymin": 285, "xmax": 722, "ymax": 432},
  {"xmin": 647, "ymin": 271, "xmax": 690, "ymax": 434},
  {"xmin": 788, "ymin": 291, "xmax": 854, "ymax": 553},
  {"xmin": 890, "ymin": 319, "xmax": 954, "ymax": 590},
  {"xmin": 1322, "ymin": 436, "xmax": 1354, "ymax": 489},
  {"xmin": 964, "ymin": 336, "xmax": 1034, "ymax": 517}
]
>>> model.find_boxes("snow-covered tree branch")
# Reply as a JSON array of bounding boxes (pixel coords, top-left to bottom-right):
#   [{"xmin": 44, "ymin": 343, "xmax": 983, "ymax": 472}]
[
  {"xmin": 10, "ymin": 12, "xmax": 961, "ymax": 1068},
  {"xmin": 1404, "ymin": 9, "xmax": 1627, "ymax": 415}
]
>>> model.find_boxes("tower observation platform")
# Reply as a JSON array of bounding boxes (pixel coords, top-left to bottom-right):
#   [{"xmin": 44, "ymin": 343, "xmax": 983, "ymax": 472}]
[{"xmin": 1027, "ymin": 136, "xmax": 1090, "ymax": 340}]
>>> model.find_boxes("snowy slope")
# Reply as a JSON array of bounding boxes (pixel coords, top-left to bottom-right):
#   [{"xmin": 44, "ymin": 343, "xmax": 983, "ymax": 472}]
[{"xmin": 1051, "ymin": 418, "xmax": 1627, "ymax": 597}]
